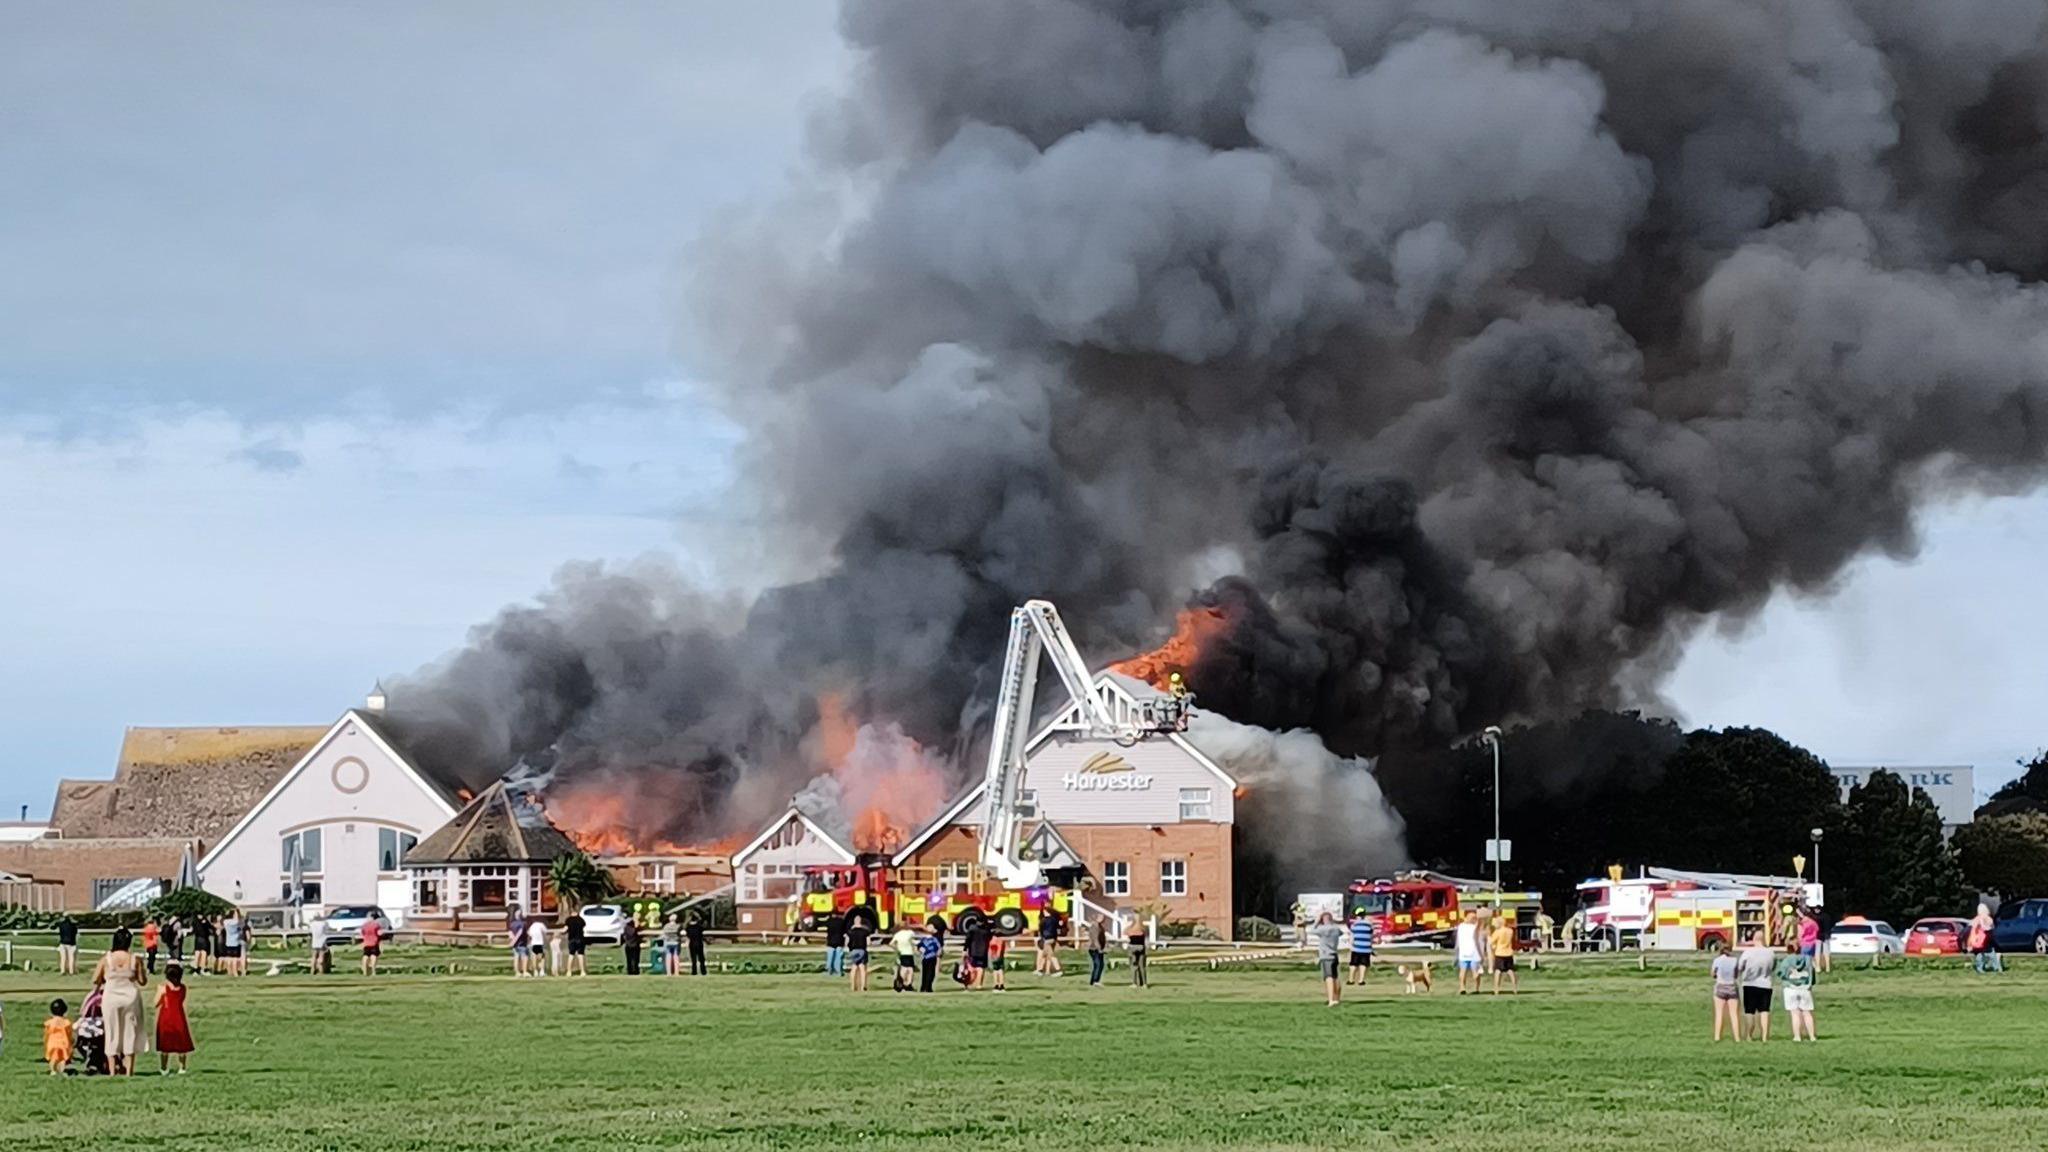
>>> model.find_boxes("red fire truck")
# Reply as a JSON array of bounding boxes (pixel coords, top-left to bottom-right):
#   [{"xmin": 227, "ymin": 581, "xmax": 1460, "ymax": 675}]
[
  {"xmin": 799, "ymin": 857, "xmax": 1070, "ymax": 936},
  {"xmin": 1343, "ymin": 873, "xmax": 1544, "ymax": 947}
]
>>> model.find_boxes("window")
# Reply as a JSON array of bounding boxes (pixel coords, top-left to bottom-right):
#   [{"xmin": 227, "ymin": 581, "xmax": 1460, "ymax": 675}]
[
  {"xmin": 281, "ymin": 828, "xmax": 323, "ymax": 873},
  {"xmin": 281, "ymin": 880, "xmax": 323, "ymax": 905},
  {"xmin": 939, "ymin": 861, "xmax": 972, "ymax": 893},
  {"xmin": 1178, "ymin": 787, "xmax": 1213, "ymax": 821},
  {"xmin": 471, "ymin": 878, "xmax": 508, "ymax": 910},
  {"xmin": 1016, "ymin": 790, "xmax": 1038, "ymax": 820},
  {"xmin": 378, "ymin": 827, "xmax": 418, "ymax": 872},
  {"xmin": 641, "ymin": 862, "xmax": 676, "ymax": 893},
  {"xmin": 1160, "ymin": 859, "xmax": 1187, "ymax": 897},
  {"xmin": 414, "ymin": 877, "xmax": 443, "ymax": 911},
  {"xmin": 1102, "ymin": 861, "xmax": 1130, "ymax": 897}
]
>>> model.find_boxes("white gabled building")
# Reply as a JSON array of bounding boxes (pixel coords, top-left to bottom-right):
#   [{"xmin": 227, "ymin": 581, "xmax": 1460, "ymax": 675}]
[
  {"xmin": 197, "ymin": 706, "xmax": 465, "ymax": 920},
  {"xmin": 729, "ymin": 806, "xmax": 855, "ymax": 934}
]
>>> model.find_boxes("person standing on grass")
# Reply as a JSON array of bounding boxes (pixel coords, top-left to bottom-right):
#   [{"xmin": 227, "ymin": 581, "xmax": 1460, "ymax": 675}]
[
  {"xmin": 846, "ymin": 917, "xmax": 872, "ymax": 992},
  {"xmin": 57, "ymin": 913, "xmax": 80, "ymax": 975},
  {"xmin": 153, "ymin": 963, "xmax": 194, "ymax": 1074},
  {"xmin": 221, "ymin": 912, "xmax": 246, "ymax": 977},
  {"xmin": 891, "ymin": 922, "xmax": 917, "ymax": 992},
  {"xmin": 526, "ymin": 917, "xmax": 550, "ymax": 977},
  {"xmin": 509, "ymin": 909, "xmax": 530, "ymax": 977},
  {"xmin": 989, "ymin": 934, "xmax": 1009, "ymax": 991},
  {"xmin": 142, "ymin": 917, "xmax": 162, "ymax": 974},
  {"xmin": 963, "ymin": 918, "xmax": 993, "ymax": 989},
  {"xmin": 917, "ymin": 922, "xmax": 942, "ymax": 992},
  {"xmin": 1710, "ymin": 942, "xmax": 1741, "ymax": 1041},
  {"xmin": 1736, "ymin": 932, "xmax": 1776, "ymax": 1041},
  {"xmin": 661, "ymin": 914, "xmax": 682, "ymax": 976},
  {"xmin": 685, "ymin": 911, "xmax": 708, "ymax": 975},
  {"xmin": 1087, "ymin": 916, "xmax": 1108, "ymax": 987},
  {"xmin": 564, "ymin": 909, "xmax": 588, "ymax": 977},
  {"xmin": 1489, "ymin": 915, "xmax": 1518, "ymax": 995},
  {"xmin": 1310, "ymin": 911, "xmax": 1347, "ymax": 1007},
  {"xmin": 44, "ymin": 999, "xmax": 73, "ymax": 1075},
  {"xmin": 621, "ymin": 915, "xmax": 642, "ymax": 977},
  {"xmin": 824, "ymin": 912, "xmax": 847, "ymax": 978},
  {"xmin": 1968, "ymin": 904, "xmax": 2002, "ymax": 974},
  {"xmin": 1777, "ymin": 948, "xmax": 1817, "ymax": 1041},
  {"xmin": 1036, "ymin": 908, "xmax": 1064, "ymax": 977},
  {"xmin": 190, "ymin": 914, "xmax": 212, "ymax": 976},
  {"xmin": 1346, "ymin": 912, "xmax": 1376, "ymax": 986},
  {"xmin": 93, "ymin": 926, "xmax": 147, "ymax": 1076},
  {"xmin": 165, "ymin": 916, "xmax": 183, "ymax": 965},
  {"xmin": 1454, "ymin": 911, "xmax": 1483, "ymax": 995},
  {"xmin": 1797, "ymin": 908, "xmax": 1822, "ymax": 962},
  {"xmin": 360, "ymin": 914, "xmax": 384, "ymax": 976},
  {"xmin": 1126, "ymin": 916, "xmax": 1149, "ymax": 988},
  {"xmin": 309, "ymin": 913, "xmax": 330, "ymax": 975}
]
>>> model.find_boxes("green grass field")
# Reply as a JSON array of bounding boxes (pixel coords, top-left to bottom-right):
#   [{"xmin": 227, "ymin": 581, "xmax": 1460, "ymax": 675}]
[{"xmin": 3, "ymin": 944, "xmax": 2042, "ymax": 1150}]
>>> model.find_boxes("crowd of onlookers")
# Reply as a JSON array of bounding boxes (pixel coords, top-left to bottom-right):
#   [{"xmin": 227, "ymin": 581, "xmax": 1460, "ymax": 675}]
[{"xmin": 24, "ymin": 919, "xmax": 201, "ymax": 1077}]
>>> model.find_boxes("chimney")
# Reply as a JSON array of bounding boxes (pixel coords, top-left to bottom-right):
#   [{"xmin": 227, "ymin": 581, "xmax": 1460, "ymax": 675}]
[{"xmin": 366, "ymin": 681, "xmax": 388, "ymax": 712}]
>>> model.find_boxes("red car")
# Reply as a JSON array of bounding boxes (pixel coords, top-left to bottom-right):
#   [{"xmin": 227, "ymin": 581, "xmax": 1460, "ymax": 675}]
[{"xmin": 1904, "ymin": 917, "xmax": 1971, "ymax": 955}]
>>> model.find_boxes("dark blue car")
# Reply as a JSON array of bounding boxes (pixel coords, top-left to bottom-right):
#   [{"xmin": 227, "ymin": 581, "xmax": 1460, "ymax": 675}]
[{"xmin": 1990, "ymin": 898, "xmax": 2048, "ymax": 954}]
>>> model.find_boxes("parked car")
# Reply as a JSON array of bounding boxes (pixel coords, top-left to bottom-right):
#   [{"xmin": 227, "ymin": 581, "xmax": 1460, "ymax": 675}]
[
  {"xmin": 1990, "ymin": 898, "xmax": 2048, "ymax": 954},
  {"xmin": 1828, "ymin": 917, "xmax": 1903, "ymax": 956},
  {"xmin": 321, "ymin": 905, "xmax": 392, "ymax": 942},
  {"xmin": 1904, "ymin": 917, "xmax": 1971, "ymax": 955},
  {"xmin": 580, "ymin": 903, "xmax": 629, "ymax": 944}
]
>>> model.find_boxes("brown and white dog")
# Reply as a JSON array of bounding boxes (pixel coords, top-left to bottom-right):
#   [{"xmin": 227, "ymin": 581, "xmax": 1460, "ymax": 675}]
[{"xmin": 1398, "ymin": 961, "xmax": 1433, "ymax": 994}]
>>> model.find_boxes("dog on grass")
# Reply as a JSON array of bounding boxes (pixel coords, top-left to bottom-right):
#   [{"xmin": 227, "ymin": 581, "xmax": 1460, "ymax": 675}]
[{"xmin": 1398, "ymin": 961, "xmax": 1433, "ymax": 994}]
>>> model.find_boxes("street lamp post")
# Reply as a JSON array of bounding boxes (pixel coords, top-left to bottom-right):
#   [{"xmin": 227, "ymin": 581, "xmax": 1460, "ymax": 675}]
[
  {"xmin": 1484, "ymin": 726, "xmax": 1504, "ymax": 907},
  {"xmin": 1810, "ymin": 827, "xmax": 1824, "ymax": 891}
]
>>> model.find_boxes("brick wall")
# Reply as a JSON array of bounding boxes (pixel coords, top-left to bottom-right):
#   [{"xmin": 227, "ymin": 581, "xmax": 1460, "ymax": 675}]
[
  {"xmin": 0, "ymin": 838, "xmax": 195, "ymax": 911},
  {"xmin": 904, "ymin": 821, "xmax": 1235, "ymax": 938}
]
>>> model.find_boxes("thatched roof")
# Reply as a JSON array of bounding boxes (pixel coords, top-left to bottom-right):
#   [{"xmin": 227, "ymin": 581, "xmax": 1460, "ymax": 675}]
[
  {"xmin": 51, "ymin": 725, "xmax": 327, "ymax": 844},
  {"xmin": 405, "ymin": 781, "xmax": 578, "ymax": 866}
]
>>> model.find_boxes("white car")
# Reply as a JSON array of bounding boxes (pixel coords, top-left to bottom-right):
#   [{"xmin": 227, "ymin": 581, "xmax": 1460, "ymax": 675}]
[
  {"xmin": 321, "ymin": 905, "xmax": 392, "ymax": 942},
  {"xmin": 579, "ymin": 903, "xmax": 629, "ymax": 944},
  {"xmin": 1828, "ymin": 918, "xmax": 1903, "ymax": 956}
]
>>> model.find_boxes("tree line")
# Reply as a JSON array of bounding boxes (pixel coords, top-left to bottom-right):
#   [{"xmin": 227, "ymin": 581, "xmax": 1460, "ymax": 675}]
[{"xmin": 1357, "ymin": 713, "xmax": 2048, "ymax": 924}]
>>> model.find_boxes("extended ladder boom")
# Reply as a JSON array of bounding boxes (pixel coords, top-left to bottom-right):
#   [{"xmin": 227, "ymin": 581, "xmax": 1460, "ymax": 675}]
[{"xmin": 978, "ymin": 600, "xmax": 1128, "ymax": 888}]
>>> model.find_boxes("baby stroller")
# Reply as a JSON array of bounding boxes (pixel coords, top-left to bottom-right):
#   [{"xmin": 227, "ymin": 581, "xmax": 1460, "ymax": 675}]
[{"xmin": 72, "ymin": 987, "xmax": 107, "ymax": 1075}]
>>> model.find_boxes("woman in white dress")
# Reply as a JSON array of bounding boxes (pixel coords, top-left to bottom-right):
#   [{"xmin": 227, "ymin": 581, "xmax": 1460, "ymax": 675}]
[{"xmin": 92, "ymin": 926, "xmax": 149, "ymax": 1076}]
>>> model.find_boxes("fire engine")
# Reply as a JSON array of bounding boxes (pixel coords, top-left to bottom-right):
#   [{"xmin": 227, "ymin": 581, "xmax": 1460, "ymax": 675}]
[
  {"xmin": 1574, "ymin": 866, "xmax": 1817, "ymax": 951},
  {"xmin": 1341, "ymin": 872, "xmax": 1545, "ymax": 948},
  {"xmin": 798, "ymin": 857, "xmax": 1069, "ymax": 935},
  {"xmin": 799, "ymin": 600, "xmax": 1180, "ymax": 936}
]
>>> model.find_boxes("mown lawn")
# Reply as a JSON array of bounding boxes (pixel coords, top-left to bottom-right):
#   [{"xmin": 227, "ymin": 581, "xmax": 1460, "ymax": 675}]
[{"xmin": 2, "ymin": 947, "xmax": 2042, "ymax": 1150}]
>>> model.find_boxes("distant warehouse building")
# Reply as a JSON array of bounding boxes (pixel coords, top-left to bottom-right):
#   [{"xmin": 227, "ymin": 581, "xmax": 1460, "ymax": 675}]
[{"xmin": 1832, "ymin": 765, "xmax": 1976, "ymax": 832}]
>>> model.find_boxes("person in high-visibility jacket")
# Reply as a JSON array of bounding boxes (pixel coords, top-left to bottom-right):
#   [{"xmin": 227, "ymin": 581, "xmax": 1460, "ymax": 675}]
[{"xmin": 1168, "ymin": 672, "xmax": 1190, "ymax": 700}]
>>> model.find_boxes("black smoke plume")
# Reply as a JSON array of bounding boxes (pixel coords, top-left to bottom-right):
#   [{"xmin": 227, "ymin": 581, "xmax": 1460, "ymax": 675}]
[{"xmin": 393, "ymin": 1, "xmax": 2048, "ymax": 867}]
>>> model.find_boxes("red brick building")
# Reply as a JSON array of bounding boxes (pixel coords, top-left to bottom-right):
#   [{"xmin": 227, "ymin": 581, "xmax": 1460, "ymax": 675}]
[{"xmin": 893, "ymin": 673, "xmax": 1238, "ymax": 938}]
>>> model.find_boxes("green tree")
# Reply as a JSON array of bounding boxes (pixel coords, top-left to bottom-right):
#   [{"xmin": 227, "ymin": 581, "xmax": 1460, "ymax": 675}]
[
  {"xmin": 1979, "ymin": 751, "xmax": 2048, "ymax": 817},
  {"xmin": 548, "ymin": 851, "xmax": 618, "ymax": 911},
  {"xmin": 1647, "ymin": 727, "xmax": 1844, "ymax": 875},
  {"xmin": 1835, "ymin": 769, "xmax": 1970, "ymax": 923},
  {"xmin": 1953, "ymin": 812, "xmax": 2048, "ymax": 900}
]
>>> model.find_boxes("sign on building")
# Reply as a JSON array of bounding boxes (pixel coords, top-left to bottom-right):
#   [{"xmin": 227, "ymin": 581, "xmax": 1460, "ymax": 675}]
[{"xmin": 1832, "ymin": 766, "xmax": 1975, "ymax": 828}]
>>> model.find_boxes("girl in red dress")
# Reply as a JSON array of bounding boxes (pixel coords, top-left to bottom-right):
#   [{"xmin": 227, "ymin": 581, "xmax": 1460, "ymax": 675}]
[{"xmin": 153, "ymin": 963, "xmax": 194, "ymax": 1074}]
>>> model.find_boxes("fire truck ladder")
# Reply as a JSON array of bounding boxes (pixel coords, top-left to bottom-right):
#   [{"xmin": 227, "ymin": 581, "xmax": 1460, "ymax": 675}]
[{"xmin": 978, "ymin": 600, "xmax": 1148, "ymax": 890}]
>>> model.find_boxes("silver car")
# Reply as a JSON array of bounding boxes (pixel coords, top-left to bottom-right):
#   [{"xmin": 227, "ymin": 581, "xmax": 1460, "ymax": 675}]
[
  {"xmin": 321, "ymin": 905, "xmax": 392, "ymax": 942},
  {"xmin": 579, "ymin": 903, "xmax": 629, "ymax": 944}
]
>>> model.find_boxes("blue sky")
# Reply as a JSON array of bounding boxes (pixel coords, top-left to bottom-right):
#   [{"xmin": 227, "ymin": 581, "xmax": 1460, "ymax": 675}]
[{"xmin": 2, "ymin": 3, "xmax": 2041, "ymax": 819}]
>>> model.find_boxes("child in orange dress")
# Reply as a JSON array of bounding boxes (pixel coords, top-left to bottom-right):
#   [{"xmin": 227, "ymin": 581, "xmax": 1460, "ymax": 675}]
[
  {"xmin": 44, "ymin": 999, "xmax": 74, "ymax": 1075},
  {"xmin": 154, "ymin": 964, "xmax": 194, "ymax": 1074}
]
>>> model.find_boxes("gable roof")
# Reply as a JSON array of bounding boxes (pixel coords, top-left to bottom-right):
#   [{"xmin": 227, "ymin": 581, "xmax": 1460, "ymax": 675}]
[
  {"xmin": 1019, "ymin": 820, "xmax": 1081, "ymax": 869},
  {"xmin": 890, "ymin": 672, "xmax": 1239, "ymax": 863},
  {"xmin": 197, "ymin": 710, "xmax": 462, "ymax": 873},
  {"xmin": 405, "ymin": 780, "xmax": 580, "ymax": 866},
  {"xmin": 730, "ymin": 806, "xmax": 855, "ymax": 868},
  {"xmin": 51, "ymin": 725, "xmax": 329, "ymax": 844},
  {"xmin": 345, "ymin": 708, "xmax": 483, "ymax": 805}
]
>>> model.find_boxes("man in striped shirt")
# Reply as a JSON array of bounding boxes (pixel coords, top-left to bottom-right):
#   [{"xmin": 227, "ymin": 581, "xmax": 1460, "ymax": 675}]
[{"xmin": 1346, "ymin": 913, "xmax": 1376, "ymax": 985}]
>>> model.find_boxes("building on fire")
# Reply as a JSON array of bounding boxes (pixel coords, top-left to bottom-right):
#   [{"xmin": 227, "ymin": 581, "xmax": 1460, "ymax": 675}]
[{"xmin": 730, "ymin": 671, "xmax": 1239, "ymax": 940}]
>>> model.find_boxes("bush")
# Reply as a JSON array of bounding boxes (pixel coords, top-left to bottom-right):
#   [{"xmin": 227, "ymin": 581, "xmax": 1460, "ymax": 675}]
[
  {"xmin": 1157, "ymin": 919, "xmax": 1207, "ymax": 939},
  {"xmin": 147, "ymin": 887, "xmax": 238, "ymax": 922},
  {"xmin": 1236, "ymin": 916, "xmax": 1282, "ymax": 943}
]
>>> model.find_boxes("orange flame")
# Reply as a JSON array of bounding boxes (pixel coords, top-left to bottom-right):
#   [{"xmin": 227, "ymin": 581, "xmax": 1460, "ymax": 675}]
[
  {"xmin": 541, "ymin": 776, "xmax": 735, "ymax": 858},
  {"xmin": 812, "ymin": 693, "xmax": 948, "ymax": 853},
  {"xmin": 1111, "ymin": 604, "xmax": 1233, "ymax": 689}
]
